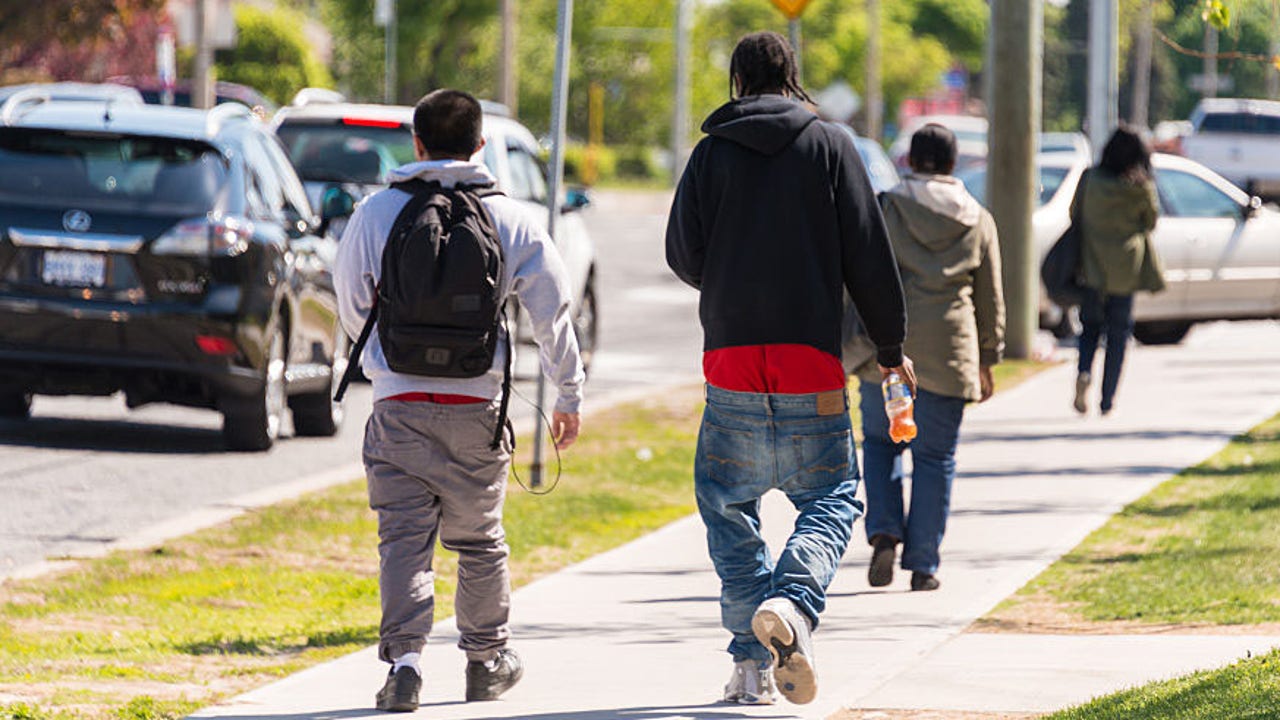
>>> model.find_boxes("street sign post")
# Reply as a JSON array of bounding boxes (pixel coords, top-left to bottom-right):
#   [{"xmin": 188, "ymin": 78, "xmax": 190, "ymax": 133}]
[
  {"xmin": 768, "ymin": 0, "xmax": 811, "ymax": 79},
  {"xmin": 531, "ymin": 0, "xmax": 575, "ymax": 488}
]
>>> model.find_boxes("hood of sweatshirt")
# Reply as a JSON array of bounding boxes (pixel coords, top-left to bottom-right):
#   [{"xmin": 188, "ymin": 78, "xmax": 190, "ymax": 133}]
[
  {"xmin": 881, "ymin": 174, "xmax": 984, "ymax": 253},
  {"xmin": 387, "ymin": 159, "xmax": 497, "ymax": 188},
  {"xmin": 701, "ymin": 95, "xmax": 818, "ymax": 156}
]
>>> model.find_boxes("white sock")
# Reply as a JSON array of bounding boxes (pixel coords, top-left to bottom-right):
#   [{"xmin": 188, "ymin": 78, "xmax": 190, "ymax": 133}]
[{"xmin": 392, "ymin": 652, "xmax": 421, "ymax": 675}]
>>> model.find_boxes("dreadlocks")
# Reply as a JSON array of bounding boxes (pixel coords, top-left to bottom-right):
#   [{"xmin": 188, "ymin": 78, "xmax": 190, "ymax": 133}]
[{"xmin": 728, "ymin": 31, "xmax": 813, "ymax": 104}]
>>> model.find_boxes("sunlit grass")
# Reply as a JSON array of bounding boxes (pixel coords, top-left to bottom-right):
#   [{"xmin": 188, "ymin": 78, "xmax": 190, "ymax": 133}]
[{"xmin": 1045, "ymin": 648, "xmax": 1280, "ymax": 719}]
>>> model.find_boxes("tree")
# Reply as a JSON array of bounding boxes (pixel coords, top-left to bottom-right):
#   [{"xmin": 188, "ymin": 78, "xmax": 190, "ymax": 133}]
[
  {"xmin": 0, "ymin": 0, "xmax": 166, "ymax": 84},
  {"xmin": 214, "ymin": 4, "xmax": 334, "ymax": 106}
]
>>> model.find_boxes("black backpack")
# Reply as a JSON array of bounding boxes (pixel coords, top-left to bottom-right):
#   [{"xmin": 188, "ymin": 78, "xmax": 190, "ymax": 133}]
[{"xmin": 335, "ymin": 179, "xmax": 512, "ymax": 449}]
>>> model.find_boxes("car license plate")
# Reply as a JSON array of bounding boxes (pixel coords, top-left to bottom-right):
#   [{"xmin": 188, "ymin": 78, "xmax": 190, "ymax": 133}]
[{"xmin": 42, "ymin": 250, "xmax": 106, "ymax": 288}]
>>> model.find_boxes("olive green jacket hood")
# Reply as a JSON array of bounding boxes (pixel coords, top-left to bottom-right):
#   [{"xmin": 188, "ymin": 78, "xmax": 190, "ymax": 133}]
[{"xmin": 1074, "ymin": 170, "xmax": 1166, "ymax": 295}]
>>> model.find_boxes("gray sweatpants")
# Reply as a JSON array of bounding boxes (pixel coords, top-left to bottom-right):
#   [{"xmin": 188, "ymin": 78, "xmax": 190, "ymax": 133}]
[{"xmin": 363, "ymin": 399, "xmax": 513, "ymax": 664}]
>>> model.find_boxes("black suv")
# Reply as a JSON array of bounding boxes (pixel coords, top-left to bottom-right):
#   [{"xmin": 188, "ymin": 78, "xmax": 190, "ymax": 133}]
[{"xmin": 0, "ymin": 92, "xmax": 348, "ymax": 450}]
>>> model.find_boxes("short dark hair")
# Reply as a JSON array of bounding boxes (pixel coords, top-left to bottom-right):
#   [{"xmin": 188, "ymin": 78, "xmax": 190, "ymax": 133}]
[
  {"xmin": 413, "ymin": 89, "xmax": 483, "ymax": 158},
  {"xmin": 729, "ymin": 31, "xmax": 812, "ymax": 103},
  {"xmin": 1098, "ymin": 123, "xmax": 1152, "ymax": 183},
  {"xmin": 908, "ymin": 123, "xmax": 958, "ymax": 175}
]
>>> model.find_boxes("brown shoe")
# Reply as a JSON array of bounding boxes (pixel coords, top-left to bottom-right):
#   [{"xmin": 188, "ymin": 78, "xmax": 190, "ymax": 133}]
[
  {"xmin": 868, "ymin": 534, "xmax": 898, "ymax": 588},
  {"xmin": 911, "ymin": 572, "xmax": 941, "ymax": 592},
  {"xmin": 1073, "ymin": 373, "xmax": 1091, "ymax": 415}
]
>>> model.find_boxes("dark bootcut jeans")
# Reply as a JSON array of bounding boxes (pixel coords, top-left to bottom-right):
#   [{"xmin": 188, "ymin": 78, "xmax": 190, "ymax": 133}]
[
  {"xmin": 1077, "ymin": 288, "xmax": 1135, "ymax": 412},
  {"xmin": 858, "ymin": 381, "xmax": 966, "ymax": 576},
  {"xmin": 694, "ymin": 384, "xmax": 863, "ymax": 663}
]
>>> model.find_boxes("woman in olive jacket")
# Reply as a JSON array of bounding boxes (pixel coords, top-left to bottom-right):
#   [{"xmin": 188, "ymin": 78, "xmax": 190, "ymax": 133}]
[
  {"xmin": 1072, "ymin": 125, "xmax": 1165, "ymax": 416},
  {"xmin": 852, "ymin": 124, "xmax": 1006, "ymax": 592}
]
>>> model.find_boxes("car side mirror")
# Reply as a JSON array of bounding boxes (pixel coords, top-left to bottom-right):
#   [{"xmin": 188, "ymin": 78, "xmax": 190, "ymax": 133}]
[
  {"xmin": 561, "ymin": 186, "xmax": 592, "ymax": 214},
  {"xmin": 1244, "ymin": 195, "xmax": 1263, "ymax": 219},
  {"xmin": 318, "ymin": 185, "xmax": 357, "ymax": 237}
]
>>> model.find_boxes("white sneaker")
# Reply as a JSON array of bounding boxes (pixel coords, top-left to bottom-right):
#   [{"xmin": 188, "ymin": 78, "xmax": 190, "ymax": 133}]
[
  {"xmin": 722, "ymin": 658, "xmax": 778, "ymax": 705},
  {"xmin": 752, "ymin": 597, "xmax": 817, "ymax": 704}
]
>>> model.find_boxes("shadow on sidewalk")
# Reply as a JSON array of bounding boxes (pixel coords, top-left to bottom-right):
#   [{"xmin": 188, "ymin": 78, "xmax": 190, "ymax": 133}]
[
  {"xmin": 197, "ymin": 704, "xmax": 796, "ymax": 720},
  {"xmin": 0, "ymin": 417, "xmax": 224, "ymax": 454},
  {"xmin": 962, "ymin": 428, "xmax": 1234, "ymax": 444}
]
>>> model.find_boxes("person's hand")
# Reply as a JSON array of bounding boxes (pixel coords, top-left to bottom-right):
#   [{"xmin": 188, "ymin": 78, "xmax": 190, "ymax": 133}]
[
  {"xmin": 551, "ymin": 411, "xmax": 580, "ymax": 450},
  {"xmin": 879, "ymin": 355, "xmax": 917, "ymax": 397},
  {"xmin": 979, "ymin": 365, "xmax": 995, "ymax": 403}
]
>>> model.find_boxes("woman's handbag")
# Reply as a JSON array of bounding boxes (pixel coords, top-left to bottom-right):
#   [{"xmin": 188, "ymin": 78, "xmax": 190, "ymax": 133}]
[{"xmin": 1040, "ymin": 171, "xmax": 1089, "ymax": 308}]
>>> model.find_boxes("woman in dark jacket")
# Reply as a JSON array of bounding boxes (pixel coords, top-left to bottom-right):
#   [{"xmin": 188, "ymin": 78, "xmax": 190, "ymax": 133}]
[{"xmin": 1072, "ymin": 125, "xmax": 1165, "ymax": 416}]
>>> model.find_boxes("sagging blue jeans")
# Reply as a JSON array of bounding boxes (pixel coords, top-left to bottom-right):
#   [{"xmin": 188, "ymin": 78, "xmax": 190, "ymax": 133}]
[
  {"xmin": 859, "ymin": 381, "xmax": 966, "ymax": 576},
  {"xmin": 1077, "ymin": 289, "xmax": 1135, "ymax": 412},
  {"xmin": 695, "ymin": 384, "xmax": 863, "ymax": 663}
]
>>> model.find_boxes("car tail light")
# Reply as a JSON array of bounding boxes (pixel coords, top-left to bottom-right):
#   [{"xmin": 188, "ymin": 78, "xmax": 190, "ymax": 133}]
[
  {"xmin": 342, "ymin": 117, "xmax": 403, "ymax": 128},
  {"xmin": 152, "ymin": 216, "xmax": 252, "ymax": 256},
  {"xmin": 196, "ymin": 334, "xmax": 238, "ymax": 355}
]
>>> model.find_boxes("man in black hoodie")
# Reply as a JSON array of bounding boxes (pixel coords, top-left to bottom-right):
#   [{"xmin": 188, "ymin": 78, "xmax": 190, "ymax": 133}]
[{"xmin": 666, "ymin": 31, "xmax": 912, "ymax": 706}]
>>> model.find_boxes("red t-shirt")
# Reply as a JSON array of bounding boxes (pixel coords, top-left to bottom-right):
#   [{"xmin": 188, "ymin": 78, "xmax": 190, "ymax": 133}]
[
  {"xmin": 383, "ymin": 392, "xmax": 487, "ymax": 404},
  {"xmin": 703, "ymin": 344, "xmax": 846, "ymax": 394}
]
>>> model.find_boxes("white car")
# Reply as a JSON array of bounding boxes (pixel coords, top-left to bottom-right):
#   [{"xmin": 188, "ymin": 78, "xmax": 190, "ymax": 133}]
[
  {"xmin": 270, "ymin": 100, "xmax": 598, "ymax": 367},
  {"xmin": 958, "ymin": 152, "xmax": 1280, "ymax": 344},
  {"xmin": 1181, "ymin": 98, "xmax": 1280, "ymax": 199}
]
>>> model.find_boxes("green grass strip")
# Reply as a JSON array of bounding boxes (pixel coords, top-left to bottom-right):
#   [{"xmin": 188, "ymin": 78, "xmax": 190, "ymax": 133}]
[{"xmin": 1045, "ymin": 647, "xmax": 1280, "ymax": 719}]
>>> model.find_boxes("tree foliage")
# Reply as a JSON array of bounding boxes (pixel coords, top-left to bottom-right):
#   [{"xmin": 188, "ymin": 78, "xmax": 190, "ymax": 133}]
[
  {"xmin": 214, "ymin": 4, "xmax": 334, "ymax": 106},
  {"xmin": 0, "ymin": 0, "xmax": 166, "ymax": 84},
  {"xmin": 317, "ymin": 0, "xmax": 987, "ymax": 147}
]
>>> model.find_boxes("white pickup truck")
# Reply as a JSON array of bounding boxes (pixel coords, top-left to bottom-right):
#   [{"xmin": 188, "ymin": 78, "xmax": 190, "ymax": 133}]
[{"xmin": 1181, "ymin": 98, "xmax": 1280, "ymax": 199}]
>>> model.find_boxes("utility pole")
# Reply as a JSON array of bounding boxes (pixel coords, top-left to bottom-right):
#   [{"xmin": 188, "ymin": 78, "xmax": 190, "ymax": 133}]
[
  {"xmin": 1269, "ymin": 0, "xmax": 1280, "ymax": 99},
  {"xmin": 499, "ymin": 0, "xmax": 518, "ymax": 113},
  {"xmin": 385, "ymin": 0, "xmax": 398, "ymax": 103},
  {"xmin": 866, "ymin": 0, "xmax": 882, "ymax": 141},
  {"xmin": 1132, "ymin": 0, "xmax": 1153, "ymax": 128},
  {"xmin": 987, "ymin": 0, "xmax": 1043, "ymax": 360},
  {"xmin": 192, "ymin": 0, "xmax": 214, "ymax": 109},
  {"xmin": 1204, "ymin": 24, "xmax": 1219, "ymax": 99},
  {"xmin": 789, "ymin": 19, "xmax": 802, "ymax": 82},
  {"xmin": 1087, "ymin": 0, "xmax": 1118, "ymax": 155},
  {"xmin": 673, "ymin": 0, "xmax": 691, "ymax": 183},
  {"xmin": 531, "ymin": 0, "xmax": 574, "ymax": 488}
]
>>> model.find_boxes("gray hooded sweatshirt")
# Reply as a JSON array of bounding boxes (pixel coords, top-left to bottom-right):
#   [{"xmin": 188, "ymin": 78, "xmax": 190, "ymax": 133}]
[{"xmin": 335, "ymin": 160, "xmax": 584, "ymax": 413}]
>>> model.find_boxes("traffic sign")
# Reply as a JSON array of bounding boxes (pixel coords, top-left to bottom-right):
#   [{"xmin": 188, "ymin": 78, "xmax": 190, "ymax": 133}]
[{"xmin": 769, "ymin": 0, "xmax": 812, "ymax": 20}]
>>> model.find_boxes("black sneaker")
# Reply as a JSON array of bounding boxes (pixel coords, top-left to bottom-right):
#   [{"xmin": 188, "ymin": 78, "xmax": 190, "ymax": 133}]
[
  {"xmin": 911, "ymin": 572, "xmax": 941, "ymax": 592},
  {"xmin": 375, "ymin": 666, "xmax": 421, "ymax": 712},
  {"xmin": 868, "ymin": 534, "xmax": 898, "ymax": 588},
  {"xmin": 465, "ymin": 648, "xmax": 523, "ymax": 702}
]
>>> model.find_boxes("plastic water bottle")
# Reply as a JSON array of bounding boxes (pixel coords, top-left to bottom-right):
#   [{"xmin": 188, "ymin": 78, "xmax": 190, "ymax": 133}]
[{"xmin": 882, "ymin": 372, "xmax": 918, "ymax": 444}]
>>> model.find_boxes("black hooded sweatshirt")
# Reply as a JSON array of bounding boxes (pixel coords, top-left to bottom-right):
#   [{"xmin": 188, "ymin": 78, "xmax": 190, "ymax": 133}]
[{"xmin": 666, "ymin": 95, "xmax": 906, "ymax": 369}]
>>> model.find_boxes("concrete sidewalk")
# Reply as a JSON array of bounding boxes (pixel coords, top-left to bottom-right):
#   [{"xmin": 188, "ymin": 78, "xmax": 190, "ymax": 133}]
[{"xmin": 192, "ymin": 321, "xmax": 1280, "ymax": 720}]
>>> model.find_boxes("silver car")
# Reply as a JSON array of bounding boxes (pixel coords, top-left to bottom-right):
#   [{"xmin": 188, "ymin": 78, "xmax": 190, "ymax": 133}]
[{"xmin": 958, "ymin": 152, "xmax": 1280, "ymax": 344}]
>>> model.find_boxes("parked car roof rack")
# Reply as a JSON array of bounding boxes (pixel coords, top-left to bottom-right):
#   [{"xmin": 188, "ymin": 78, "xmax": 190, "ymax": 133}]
[
  {"xmin": 0, "ymin": 87, "xmax": 51, "ymax": 126},
  {"xmin": 206, "ymin": 102, "xmax": 253, "ymax": 136}
]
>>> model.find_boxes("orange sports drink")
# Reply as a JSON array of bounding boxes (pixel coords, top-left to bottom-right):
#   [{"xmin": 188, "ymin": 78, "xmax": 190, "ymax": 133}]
[{"xmin": 881, "ymin": 372, "xmax": 918, "ymax": 444}]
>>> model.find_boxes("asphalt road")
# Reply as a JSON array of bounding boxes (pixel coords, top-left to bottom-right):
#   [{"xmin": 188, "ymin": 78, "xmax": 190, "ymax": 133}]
[{"xmin": 0, "ymin": 189, "xmax": 703, "ymax": 578}]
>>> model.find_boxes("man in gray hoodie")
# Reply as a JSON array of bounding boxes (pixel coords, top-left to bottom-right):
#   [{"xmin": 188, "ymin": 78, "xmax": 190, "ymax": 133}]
[{"xmin": 335, "ymin": 89, "xmax": 584, "ymax": 712}]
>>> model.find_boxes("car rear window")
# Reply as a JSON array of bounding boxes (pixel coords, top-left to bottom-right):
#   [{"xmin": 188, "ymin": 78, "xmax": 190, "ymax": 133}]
[
  {"xmin": 0, "ymin": 128, "xmax": 227, "ymax": 214},
  {"xmin": 275, "ymin": 121, "xmax": 414, "ymax": 184},
  {"xmin": 1199, "ymin": 112, "xmax": 1280, "ymax": 134},
  {"xmin": 956, "ymin": 165, "xmax": 1070, "ymax": 208}
]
